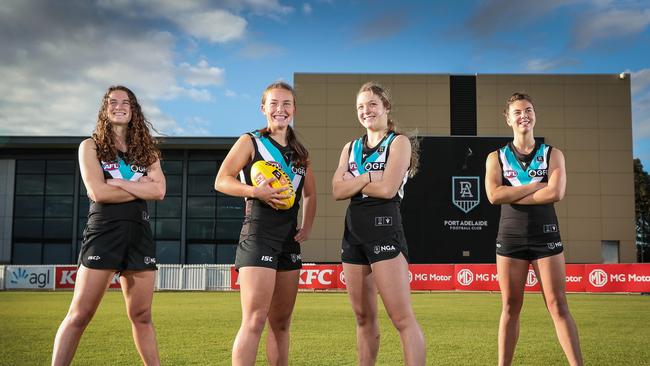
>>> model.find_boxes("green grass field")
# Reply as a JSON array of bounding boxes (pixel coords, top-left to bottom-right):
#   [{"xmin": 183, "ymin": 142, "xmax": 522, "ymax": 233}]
[{"xmin": 0, "ymin": 291, "xmax": 648, "ymax": 365}]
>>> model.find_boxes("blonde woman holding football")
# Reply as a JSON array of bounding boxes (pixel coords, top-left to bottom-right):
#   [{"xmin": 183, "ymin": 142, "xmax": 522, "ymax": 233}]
[
  {"xmin": 332, "ymin": 82, "xmax": 425, "ymax": 366},
  {"xmin": 215, "ymin": 81, "xmax": 316, "ymax": 366}
]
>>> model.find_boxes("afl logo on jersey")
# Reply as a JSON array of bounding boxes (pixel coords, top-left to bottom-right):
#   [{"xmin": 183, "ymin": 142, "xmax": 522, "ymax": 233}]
[
  {"xmin": 291, "ymin": 166, "xmax": 306, "ymax": 176},
  {"xmin": 504, "ymin": 170, "xmax": 518, "ymax": 178},
  {"xmin": 364, "ymin": 162, "xmax": 385, "ymax": 171},
  {"xmin": 349, "ymin": 162, "xmax": 358, "ymax": 172},
  {"xmin": 528, "ymin": 169, "xmax": 548, "ymax": 178},
  {"xmin": 130, "ymin": 164, "xmax": 147, "ymax": 174},
  {"xmin": 102, "ymin": 162, "xmax": 119, "ymax": 171}
]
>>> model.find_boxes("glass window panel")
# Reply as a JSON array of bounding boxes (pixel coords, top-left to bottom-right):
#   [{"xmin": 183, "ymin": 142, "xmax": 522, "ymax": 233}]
[
  {"xmin": 156, "ymin": 197, "xmax": 182, "ymax": 218},
  {"xmin": 166, "ymin": 175, "xmax": 182, "ymax": 196},
  {"xmin": 217, "ymin": 196, "xmax": 245, "ymax": 218},
  {"xmin": 44, "ymin": 218, "xmax": 72, "ymax": 239},
  {"xmin": 15, "ymin": 174, "xmax": 44, "ymax": 195},
  {"xmin": 16, "ymin": 160, "xmax": 45, "ymax": 174},
  {"xmin": 78, "ymin": 197, "xmax": 90, "ymax": 217},
  {"xmin": 43, "ymin": 243, "xmax": 72, "ymax": 264},
  {"xmin": 186, "ymin": 219, "xmax": 215, "ymax": 240},
  {"xmin": 161, "ymin": 160, "xmax": 182, "ymax": 175},
  {"xmin": 79, "ymin": 178, "xmax": 87, "ymax": 196},
  {"xmin": 47, "ymin": 160, "xmax": 75, "ymax": 174},
  {"xmin": 216, "ymin": 244, "xmax": 237, "ymax": 264},
  {"xmin": 155, "ymin": 218, "xmax": 181, "ymax": 239},
  {"xmin": 13, "ymin": 218, "xmax": 43, "ymax": 239},
  {"xmin": 188, "ymin": 161, "xmax": 216, "ymax": 175},
  {"xmin": 45, "ymin": 196, "xmax": 73, "ymax": 217},
  {"xmin": 12, "ymin": 242, "xmax": 42, "ymax": 264},
  {"xmin": 14, "ymin": 196, "xmax": 43, "ymax": 217},
  {"xmin": 187, "ymin": 175, "xmax": 216, "ymax": 195},
  {"xmin": 156, "ymin": 241, "xmax": 180, "ymax": 264},
  {"xmin": 186, "ymin": 244, "xmax": 216, "ymax": 264},
  {"xmin": 46, "ymin": 175, "xmax": 74, "ymax": 195},
  {"xmin": 187, "ymin": 197, "xmax": 215, "ymax": 218},
  {"xmin": 216, "ymin": 219, "xmax": 243, "ymax": 240}
]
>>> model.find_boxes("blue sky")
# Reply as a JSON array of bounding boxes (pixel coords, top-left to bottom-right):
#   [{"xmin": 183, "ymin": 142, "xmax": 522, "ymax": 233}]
[{"xmin": 1, "ymin": 0, "xmax": 649, "ymax": 166}]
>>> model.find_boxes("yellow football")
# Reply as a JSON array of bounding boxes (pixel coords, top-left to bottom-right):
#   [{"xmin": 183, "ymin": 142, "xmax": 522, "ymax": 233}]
[{"xmin": 250, "ymin": 160, "xmax": 295, "ymax": 209}]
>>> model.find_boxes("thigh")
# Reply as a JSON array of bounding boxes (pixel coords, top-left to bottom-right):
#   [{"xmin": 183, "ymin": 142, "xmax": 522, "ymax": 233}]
[
  {"xmin": 532, "ymin": 253, "xmax": 567, "ymax": 302},
  {"xmin": 496, "ymin": 255, "xmax": 530, "ymax": 301},
  {"xmin": 342, "ymin": 263, "xmax": 377, "ymax": 315},
  {"xmin": 238, "ymin": 267, "xmax": 278, "ymax": 315},
  {"xmin": 371, "ymin": 254, "xmax": 413, "ymax": 316},
  {"xmin": 120, "ymin": 270, "xmax": 156, "ymax": 314},
  {"xmin": 268, "ymin": 270, "xmax": 300, "ymax": 319},
  {"xmin": 68, "ymin": 265, "xmax": 115, "ymax": 314}
]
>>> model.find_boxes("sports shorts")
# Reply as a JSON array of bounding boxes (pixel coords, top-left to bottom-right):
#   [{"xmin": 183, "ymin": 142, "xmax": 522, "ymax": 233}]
[
  {"xmin": 496, "ymin": 240, "xmax": 564, "ymax": 261},
  {"xmin": 79, "ymin": 219, "xmax": 157, "ymax": 271},
  {"xmin": 235, "ymin": 238, "xmax": 302, "ymax": 271},
  {"xmin": 341, "ymin": 230, "xmax": 408, "ymax": 265}
]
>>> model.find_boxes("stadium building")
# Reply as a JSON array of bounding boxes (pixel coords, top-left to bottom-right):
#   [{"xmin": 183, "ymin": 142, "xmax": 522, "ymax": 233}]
[{"xmin": 0, "ymin": 73, "xmax": 635, "ymax": 265}]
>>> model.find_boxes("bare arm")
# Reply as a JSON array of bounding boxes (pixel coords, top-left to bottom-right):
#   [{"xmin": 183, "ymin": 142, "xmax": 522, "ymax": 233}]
[
  {"xmin": 361, "ymin": 135, "xmax": 410, "ymax": 199},
  {"xmin": 294, "ymin": 166, "xmax": 317, "ymax": 243},
  {"xmin": 331, "ymin": 142, "xmax": 371, "ymax": 200},
  {"xmin": 214, "ymin": 134, "xmax": 289, "ymax": 208},
  {"xmin": 106, "ymin": 159, "xmax": 166, "ymax": 201},
  {"xmin": 512, "ymin": 148, "xmax": 566, "ymax": 205},
  {"xmin": 79, "ymin": 139, "xmax": 138, "ymax": 204},
  {"xmin": 484, "ymin": 151, "xmax": 546, "ymax": 205}
]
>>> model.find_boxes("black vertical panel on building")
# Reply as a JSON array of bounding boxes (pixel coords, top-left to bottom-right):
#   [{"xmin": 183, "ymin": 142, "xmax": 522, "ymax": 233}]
[
  {"xmin": 401, "ymin": 136, "xmax": 528, "ymax": 263},
  {"xmin": 450, "ymin": 75, "xmax": 477, "ymax": 136}
]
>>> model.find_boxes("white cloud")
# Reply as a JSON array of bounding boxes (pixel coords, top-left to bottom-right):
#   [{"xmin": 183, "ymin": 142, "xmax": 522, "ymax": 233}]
[
  {"xmin": 629, "ymin": 68, "xmax": 650, "ymax": 95},
  {"xmin": 225, "ymin": 89, "xmax": 237, "ymax": 97},
  {"xmin": 526, "ymin": 57, "xmax": 579, "ymax": 72},
  {"xmin": 175, "ymin": 10, "xmax": 247, "ymax": 43},
  {"xmin": 179, "ymin": 60, "xmax": 225, "ymax": 87},
  {"xmin": 239, "ymin": 42, "xmax": 285, "ymax": 59},
  {"xmin": 303, "ymin": 3, "xmax": 313, "ymax": 15},
  {"xmin": 573, "ymin": 8, "xmax": 650, "ymax": 48},
  {"xmin": 170, "ymin": 116, "xmax": 212, "ymax": 136}
]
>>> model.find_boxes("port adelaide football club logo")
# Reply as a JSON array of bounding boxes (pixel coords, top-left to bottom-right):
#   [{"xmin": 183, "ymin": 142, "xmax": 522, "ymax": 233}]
[{"xmin": 452, "ymin": 176, "xmax": 480, "ymax": 213}]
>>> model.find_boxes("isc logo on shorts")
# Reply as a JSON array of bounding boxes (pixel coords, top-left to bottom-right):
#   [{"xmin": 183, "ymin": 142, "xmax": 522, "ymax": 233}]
[
  {"xmin": 87, "ymin": 255, "xmax": 101, "ymax": 261},
  {"xmin": 261, "ymin": 255, "xmax": 273, "ymax": 262}
]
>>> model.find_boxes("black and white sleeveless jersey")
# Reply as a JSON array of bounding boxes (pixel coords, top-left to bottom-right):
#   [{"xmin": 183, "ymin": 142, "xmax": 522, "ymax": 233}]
[
  {"xmin": 343, "ymin": 132, "xmax": 408, "ymax": 245},
  {"xmin": 496, "ymin": 142, "xmax": 561, "ymax": 245},
  {"xmin": 238, "ymin": 131, "xmax": 307, "ymax": 246},
  {"xmin": 88, "ymin": 151, "xmax": 149, "ymax": 223}
]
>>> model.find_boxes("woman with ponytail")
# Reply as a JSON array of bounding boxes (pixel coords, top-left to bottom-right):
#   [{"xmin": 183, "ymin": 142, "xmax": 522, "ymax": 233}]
[
  {"xmin": 332, "ymin": 82, "xmax": 425, "ymax": 365},
  {"xmin": 215, "ymin": 81, "xmax": 317, "ymax": 366}
]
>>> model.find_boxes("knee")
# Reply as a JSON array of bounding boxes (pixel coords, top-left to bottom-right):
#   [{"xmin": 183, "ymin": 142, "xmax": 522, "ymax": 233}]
[
  {"xmin": 387, "ymin": 311, "xmax": 415, "ymax": 332},
  {"xmin": 127, "ymin": 307, "xmax": 153, "ymax": 326},
  {"xmin": 546, "ymin": 297, "xmax": 570, "ymax": 319},
  {"xmin": 352, "ymin": 307, "xmax": 377, "ymax": 328},
  {"xmin": 242, "ymin": 311, "xmax": 268, "ymax": 335},
  {"xmin": 267, "ymin": 312, "xmax": 292, "ymax": 333},
  {"xmin": 66, "ymin": 309, "xmax": 95, "ymax": 329},
  {"xmin": 502, "ymin": 297, "xmax": 524, "ymax": 316}
]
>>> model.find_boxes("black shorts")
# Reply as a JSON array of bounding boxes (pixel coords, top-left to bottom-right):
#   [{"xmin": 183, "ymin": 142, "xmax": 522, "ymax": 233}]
[
  {"xmin": 235, "ymin": 238, "xmax": 302, "ymax": 271},
  {"xmin": 341, "ymin": 231, "xmax": 408, "ymax": 265},
  {"xmin": 79, "ymin": 219, "xmax": 157, "ymax": 271},
  {"xmin": 496, "ymin": 240, "xmax": 564, "ymax": 261}
]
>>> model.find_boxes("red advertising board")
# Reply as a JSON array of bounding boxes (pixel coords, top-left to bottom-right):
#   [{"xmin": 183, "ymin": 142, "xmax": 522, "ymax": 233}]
[
  {"xmin": 55, "ymin": 266, "xmax": 121, "ymax": 289},
  {"xmin": 408, "ymin": 264, "xmax": 454, "ymax": 290},
  {"xmin": 585, "ymin": 264, "xmax": 650, "ymax": 292},
  {"xmin": 454, "ymin": 264, "xmax": 500, "ymax": 291},
  {"xmin": 230, "ymin": 265, "xmax": 340, "ymax": 290},
  {"xmin": 565, "ymin": 264, "xmax": 586, "ymax": 292}
]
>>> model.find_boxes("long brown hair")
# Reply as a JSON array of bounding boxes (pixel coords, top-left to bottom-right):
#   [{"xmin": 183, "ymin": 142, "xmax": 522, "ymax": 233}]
[
  {"xmin": 92, "ymin": 85, "xmax": 160, "ymax": 167},
  {"xmin": 259, "ymin": 81, "xmax": 309, "ymax": 168},
  {"xmin": 357, "ymin": 81, "xmax": 420, "ymax": 177}
]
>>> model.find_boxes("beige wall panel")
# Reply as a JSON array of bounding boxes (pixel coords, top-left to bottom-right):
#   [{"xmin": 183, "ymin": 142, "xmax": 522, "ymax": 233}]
[
  {"xmin": 391, "ymin": 83, "xmax": 428, "ymax": 106},
  {"xmin": 301, "ymin": 239, "xmax": 326, "ymax": 261},
  {"xmin": 308, "ymin": 148, "xmax": 327, "ymax": 172},
  {"xmin": 328, "ymin": 83, "xmax": 361, "ymax": 105},
  {"xmin": 476, "ymin": 75, "xmax": 497, "ymax": 84},
  {"xmin": 536, "ymin": 129, "xmax": 565, "ymax": 148},
  {"xmin": 495, "ymin": 75, "xmax": 533, "ymax": 84},
  {"xmin": 476, "ymin": 83, "xmax": 498, "ymax": 106},
  {"xmin": 563, "ymin": 84, "xmax": 597, "ymax": 106},
  {"xmin": 564, "ymin": 107, "xmax": 598, "ymax": 129},
  {"xmin": 619, "ymin": 240, "xmax": 635, "ymax": 263},
  {"xmin": 313, "ymin": 171, "xmax": 330, "ymax": 193},
  {"xmin": 393, "ymin": 74, "xmax": 429, "ymax": 84},
  {"xmin": 325, "ymin": 216, "xmax": 345, "ymax": 240},
  {"xmin": 566, "ymin": 218, "xmax": 602, "ymax": 241},
  {"xmin": 326, "ymin": 196, "xmax": 348, "ymax": 217},
  {"xmin": 536, "ymin": 106, "xmax": 565, "ymax": 128},
  {"xmin": 599, "ymin": 150, "xmax": 633, "ymax": 173},
  {"xmin": 597, "ymin": 106, "xmax": 631, "ymax": 129},
  {"xmin": 298, "ymin": 127, "xmax": 328, "ymax": 149},
  {"xmin": 477, "ymin": 128, "xmax": 499, "ymax": 136},
  {"xmin": 564, "ymin": 129, "xmax": 599, "ymax": 150},
  {"xmin": 327, "ymin": 105, "xmax": 357, "ymax": 127},
  {"xmin": 564, "ymin": 150, "xmax": 599, "ymax": 173},
  {"xmin": 426, "ymin": 74, "xmax": 449, "ymax": 83},
  {"xmin": 598, "ymin": 83, "xmax": 631, "ymax": 106},
  {"xmin": 563, "ymin": 75, "xmax": 602, "ymax": 84},
  {"xmin": 597, "ymin": 74, "xmax": 627, "ymax": 84},
  {"xmin": 598, "ymin": 129, "xmax": 632, "ymax": 150},
  {"xmin": 567, "ymin": 240, "xmax": 603, "ymax": 263},
  {"xmin": 555, "ymin": 199, "xmax": 568, "ymax": 218},
  {"xmin": 296, "ymin": 83, "xmax": 328, "ymax": 105},
  {"xmin": 601, "ymin": 218, "xmax": 635, "ymax": 242},
  {"xmin": 526, "ymin": 75, "xmax": 567, "ymax": 84},
  {"xmin": 477, "ymin": 105, "xmax": 501, "ymax": 129},
  {"xmin": 601, "ymin": 195, "xmax": 634, "ymax": 218},
  {"xmin": 297, "ymin": 105, "xmax": 327, "ymax": 128},
  {"xmin": 359, "ymin": 74, "xmax": 394, "ymax": 85},
  {"xmin": 327, "ymin": 74, "xmax": 360, "ymax": 83},
  {"xmin": 314, "ymin": 193, "xmax": 329, "ymax": 218},
  {"xmin": 308, "ymin": 216, "xmax": 327, "ymax": 240},
  {"xmin": 567, "ymin": 195, "xmax": 601, "ymax": 218},
  {"xmin": 326, "ymin": 148, "xmax": 343, "ymax": 171},
  {"xmin": 295, "ymin": 74, "xmax": 329, "ymax": 83},
  {"xmin": 529, "ymin": 84, "xmax": 564, "ymax": 106},
  {"xmin": 427, "ymin": 106, "xmax": 450, "ymax": 129},
  {"xmin": 426, "ymin": 83, "xmax": 450, "ymax": 106},
  {"xmin": 392, "ymin": 105, "xmax": 428, "ymax": 130},
  {"xmin": 429, "ymin": 127, "xmax": 451, "ymax": 136},
  {"xmin": 326, "ymin": 127, "xmax": 365, "ymax": 150},
  {"xmin": 497, "ymin": 84, "xmax": 531, "ymax": 104},
  {"xmin": 600, "ymin": 173, "xmax": 634, "ymax": 195},
  {"xmin": 566, "ymin": 173, "xmax": 600, "ymax": 196},
  {"xmin": 324, "ymin": 239, "xmax": 342, "ymax": 262}
]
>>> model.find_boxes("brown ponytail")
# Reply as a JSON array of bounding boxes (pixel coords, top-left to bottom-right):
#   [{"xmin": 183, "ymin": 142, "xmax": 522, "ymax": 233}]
[
  {"xmin": 260, "ymin": 82, "xmax": 310, "ymax": 168},
  {"xmin": 357, "ymin": 82, "xmax": 420, "ymax": 177}
]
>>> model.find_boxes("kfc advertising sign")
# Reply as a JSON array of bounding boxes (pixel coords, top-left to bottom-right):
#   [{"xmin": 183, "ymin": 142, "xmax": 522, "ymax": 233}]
[
  {"xmin": 55, "ymin": 266, "xmax": 121, "ymax": 289},
  {"xmin": 230, "ymin": 265, "xmax": 340, "ymax": 290}
]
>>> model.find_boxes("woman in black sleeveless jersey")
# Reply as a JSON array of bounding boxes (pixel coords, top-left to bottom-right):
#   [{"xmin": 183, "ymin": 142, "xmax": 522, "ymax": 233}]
[
  {"xmin": 485, "ymin": 92, "xmax": 583, "ymax": 366},
  {"xmin": 332, "ymin": 82, "xmax": 425, "ymax": 366},
  {"xmin": 52, "ymin": 86, "xmax": 166, "ymax": 366},
  {"xmin": 215, "ymin": 82, "xmax": 316, "ymax": 366}
]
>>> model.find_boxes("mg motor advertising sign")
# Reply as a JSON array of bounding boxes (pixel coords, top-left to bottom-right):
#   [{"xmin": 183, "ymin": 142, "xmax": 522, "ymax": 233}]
[{"xmin": 585, "ymin": 264, "xmax": 650, "ymax": 292}]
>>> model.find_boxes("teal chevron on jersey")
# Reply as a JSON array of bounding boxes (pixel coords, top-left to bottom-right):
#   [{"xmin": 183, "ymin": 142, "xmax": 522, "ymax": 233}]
[
  {"xmin": 350, "ymin": 132, "xmax": 395, "ymax": 175},
  {"xmin": 101, "ymin": 156, "xmax": 146, "ymax": 182},
  {"xmin": 499, "ymin": 143, "xmax": 550, "ymax": 186},
  {"xmin": 249, "ymin": 131, "xmax": 304, "ymax": 192}
]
